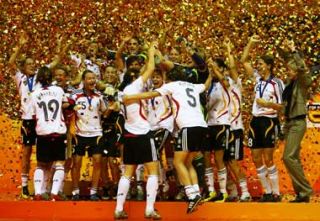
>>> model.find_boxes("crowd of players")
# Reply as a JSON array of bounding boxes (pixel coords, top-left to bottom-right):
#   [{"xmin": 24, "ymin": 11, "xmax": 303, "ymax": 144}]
[{"xmin": 9, "ymin": 30, "xmax": 317, "ymax": 219}]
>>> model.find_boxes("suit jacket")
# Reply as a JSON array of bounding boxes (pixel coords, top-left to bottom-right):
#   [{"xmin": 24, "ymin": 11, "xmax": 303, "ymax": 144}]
[{"xmin": 286, "ymin": 53, "xmax": 312, "ymax": 119}]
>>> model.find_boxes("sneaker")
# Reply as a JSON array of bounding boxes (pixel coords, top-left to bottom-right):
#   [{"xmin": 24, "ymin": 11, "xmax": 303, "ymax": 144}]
[
  {"xmin": 145, "ymin": 209, "xmax": 161, "ymax": 220},
  {"xmin": 271, "ymin": 194, "xmax": 282, "ymax": 202},
  {"xmin": 51, "ymin": 194, "xmax": 63, "ymax": 201},
  {"xmin": 289, "ymin": 194, "xmax": 310, "ymax": 203},
  {"xmin": 187, "ymin": 195, "xmax": 202, "ymax": 214},
  {"xmin": 202, "ymin": 191, "xmax": 217, "ymax": 202},
  {"xmin": 136, "ymin": 188, "xmax": 144, "ymax": 201},
  {"xmin": 71, "ymin": 194, "xmax": 80, "ymax": 201},
  {"xmin": 58, "ymin": 191, "xmax": 68, "ymax": 201},
  {"xmin": 20, "ymin": 186, "xmax": 30, "ymax": 199},
  {"xmin": 90, "ymin": 193, "xmax": 100, "ymax": 201},
  {"xmin": 41, "ymin": 192, "xmax": 51, "ymax": 201},
  {"xmin": 101, "ymin": 187, "xmax": 110, "ymax": 200},
  {"xmin": 114, "ymin": 210, "xmax": 128, "ymax": 219},
  {"xmin": 33, "ymin": 194, "xmax": 43, "ymax": 201},
  {"xmin": 259, "ymin": 193, "xmax": 273, "ymax": 202},
  {"xmin": 210, "ymin": 192, "xmax": 228, "ymax": 203},
  {"xmin": 239, "ymin": 193, "xmax": 252, "ymax": 202}
]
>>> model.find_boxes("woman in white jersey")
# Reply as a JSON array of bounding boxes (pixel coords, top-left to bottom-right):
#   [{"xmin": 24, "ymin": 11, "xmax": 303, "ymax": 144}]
[
  {"xmin": 114, "ymin": 43, "xmax": 161, "ymax": 220},
  {"xmin": 8, "ymin": 33, "xmax": 65, "ymax": 199},
  {"xmin": 241, "ymin": 35, "xmax": 284, "ymax": 202},
  {"xmin": 31, "ymin": 66, "xmax": 69, "ymax": 201},
  {"xmin": 123, "ymin": 65, "xmax": 213, "ymax": 214}
]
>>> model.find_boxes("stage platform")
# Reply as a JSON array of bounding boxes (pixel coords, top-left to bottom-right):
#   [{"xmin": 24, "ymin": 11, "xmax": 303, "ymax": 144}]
[{"xmin": 1, "ymin": 200, "xmax": 320, "ymax": 221}]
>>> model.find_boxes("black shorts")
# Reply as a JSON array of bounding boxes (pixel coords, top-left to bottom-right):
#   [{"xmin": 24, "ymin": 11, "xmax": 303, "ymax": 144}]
[
  {"xmin": 73, "ymin": 135, "xmax": 104, "ymax": 157},
  {"xmin": 21, "ymin": 120, "xmax": 36, "ymax": 146},
  {"xmin": 248, "ymin": 116, "xmax": 279, "ymax": 149},
  {"xmin": 152, "ymin": 129, "xmax": 171, "ymax": 152},
  {"xmin": 175, "ymin": 127, "xmax": 207, "ymax": 152},
  {"xmin": 205, "ymin": 125, "xmax": 230, "ymax": 151},
  {"xmin": 101, "ymin": 131, "xmax": 120, "ymax": 158},
  {"xmin": 36, "ymin": 134, "xmax": 66, "ymax": 163},
  {"xmin": 224, "ymin": 129, "xmax": 244, "ymax": 161},
  {"xmin": 123, "ymin": 131, "xmax": 158, "ymax": 164}
]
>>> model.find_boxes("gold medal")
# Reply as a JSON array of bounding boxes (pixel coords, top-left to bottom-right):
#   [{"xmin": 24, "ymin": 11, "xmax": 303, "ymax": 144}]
[
  {"xmin": 74, "ymin": 104, "xmax": 82, "ymax": 111},
  {"xmin": 28, "ymin": 92, "xmax": 31, "ymax": 96},
  {"xmin": 89, "ymin": 105, "xmax": 93, "ymax": 111}
]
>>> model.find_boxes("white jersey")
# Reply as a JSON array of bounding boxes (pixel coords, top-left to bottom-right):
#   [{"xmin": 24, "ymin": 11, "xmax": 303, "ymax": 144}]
[
  {"xmin": 156, "ymin": 81, "xmax": 207, "ymax": 129},
  {"xmin": 252, "ymin": 71, "xmax": 284, "ymax": 117},
  {"xmin": 123, "ymin": 77, "xmax": 150, "ymax": 134},
  {"xmin": 207, "ymin": 79, "xmax": 231, "ymax": 126},
  {"xmin": 71, "ymin": 89, "xmax": 107, "ymax": 137},
  {"xmin": 147, "ymin": 95, "xmax": 174, "ymax": 132},
  {"xmin": 14, "ymin": 70, "xmax": 41, "ymax": 120},
  {"xmin": 229, "ymin": 78, "xmax": 244, "ymax": 130},
  {"xmin": 31, "ymin": 85, "xmax": 67, "ymax": 135}
]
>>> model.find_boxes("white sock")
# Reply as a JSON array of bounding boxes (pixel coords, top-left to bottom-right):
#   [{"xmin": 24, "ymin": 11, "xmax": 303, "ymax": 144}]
[
  {"xmin": 51, "ymin": 166, "xmax": 65, "ymax": 195},
  {"xmin": 115, "ymin": 176, "xmax": 131, "ymax": 212},
  {"xmin": 90, "ymin": 187, "xmax": 98, "ymax": 195},
  {"xmin": 218, "ymin": 167, "xmax": 227, "ymax": 194},
  {"xmin": 268, "ymin": 165, "xmax": 280, "ymax": 195},
  {"xmin": 205, "ymin": 167, "xmax": 215, "ymax": 193},
  {"xmin": 72, "ymin": 188, "xmax": 80, "ymax": 195},
  {"xmin": 21, "ymin": 173, "xmax": 28, "ymax": 187},
  {"xmin": 257, "ymin": 165, "xmax": 272, "ymax": 194},
  {"xmin": 184, "ymin": 185, "xmax": 196, "ymax": 200},
  {"xmin": 146, "ymin": 175, "xmax": 159, "ymax": 213},
  {"xmin": 192, "ymin": 184, "xmax": 201, "ymax": 196},
  {"xmin": 34, "ymin": 168, "xmax": 44, "ymax": 195},
  {"xmin": 239, "ymin": 178, "xmax": 249, "ymax": 196}
]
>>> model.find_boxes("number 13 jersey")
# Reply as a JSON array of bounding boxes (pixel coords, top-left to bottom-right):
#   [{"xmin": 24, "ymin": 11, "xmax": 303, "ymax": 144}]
[
  {"xmin": 156, "ymin": 81, "xmax": 207, "ymax": 129},
  {"xmin": 31, "ymin": 85, "xmax": 67, "ymax": 136}
]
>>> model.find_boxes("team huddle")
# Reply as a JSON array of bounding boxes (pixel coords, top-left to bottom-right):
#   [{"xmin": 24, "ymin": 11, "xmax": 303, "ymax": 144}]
[{"xmin": 9, "ymin": 32, "xmax": 313, "ymax": 219}]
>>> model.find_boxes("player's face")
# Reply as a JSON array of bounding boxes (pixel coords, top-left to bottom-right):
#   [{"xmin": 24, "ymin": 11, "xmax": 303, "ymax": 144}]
[
  {"xmin": 23, "ymin": 58, "xmax": 35, "ymax": 76},
  {"xmin": 128, "ymin": 39, "xmax": 139, "ymax": 54},
  {"xmin": 152, "ymin": 73, "xmax": 164, "ymax": 89},
  {"xmin": 257, "ymin": 59, "xmax": 269, "ymax": 79},
  {"xmin": 103, "ymin": 67, "xmax": 118, "ymax": 85},
  {"xmin": 83, "ymin": 72, "xmax": 97, "ymax": 91},
  {"xmin": 128, "ymin": 60, "xmax": 142, "ymax": 71},
  {"xmin": 169, "ymin": 48, "xmax": 181, "ymax": 63},
  {"xmin": 87, "ymin": 43, "xmax": 98, "ymax": 58},
  {"xmin": 54, "ymin": 69, "xmax": 67, "ymax": 87}
]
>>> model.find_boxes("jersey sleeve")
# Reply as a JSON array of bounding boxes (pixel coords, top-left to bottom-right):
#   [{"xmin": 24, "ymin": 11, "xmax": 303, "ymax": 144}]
[{"xmin": 194, "ymin": 84, "xmax": 206, "ymax": 93}]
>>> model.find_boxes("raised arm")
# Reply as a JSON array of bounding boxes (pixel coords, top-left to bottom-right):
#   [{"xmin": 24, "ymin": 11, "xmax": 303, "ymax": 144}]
[
  {"xmin": 240, "ymin": 35, "xmax": 260, "ymax": 78},
  {"xmin": 49, "ymin": 36, "xmax": 71, "ymax": 69},
  {"xmin": 9, "ymin": 32, "xmax": 28, "ymax": 71},
  {"xmin": 207, "ymin": 58, "xmax": 230, "ymax": 88},
  {"xmin": 115, "ymin": 36, "xmax": 131, "ymax": 71},
  {"xmin": 141, "ymin": 41, "xmax": 157, "ymax": 83},
  {"xmin": 224, "ymin": 38, "xmax": 238, "ymax": 82},
  {"xmin": 122, "ymin": 91, "xmax": 161, "ymax": 105}
]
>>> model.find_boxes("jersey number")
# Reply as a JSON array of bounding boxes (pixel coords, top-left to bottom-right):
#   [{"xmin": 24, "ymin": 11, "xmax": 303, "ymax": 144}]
[
  {"xmin": 186, "ymin": 88, "xmax": 196, "ymax": 107},
  {"xmin": 38, "ymin": 99, "xmax": 59, "ymax": 121}
]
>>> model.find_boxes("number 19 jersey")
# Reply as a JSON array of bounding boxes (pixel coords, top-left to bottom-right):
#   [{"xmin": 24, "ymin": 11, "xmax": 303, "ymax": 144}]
[
  {"xmin": 156, "ymin": 81, "xmax": 207, "ymax": 129},
  {"xmin": 31, "ymin": 85, "xmax": 67, "ymax": 136}
]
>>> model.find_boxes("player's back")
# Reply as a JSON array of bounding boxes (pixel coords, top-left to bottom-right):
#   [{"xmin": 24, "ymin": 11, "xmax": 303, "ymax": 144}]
[{"xmin": 32, "ymin": 85, "xmax": 67, "ymax": 136}]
